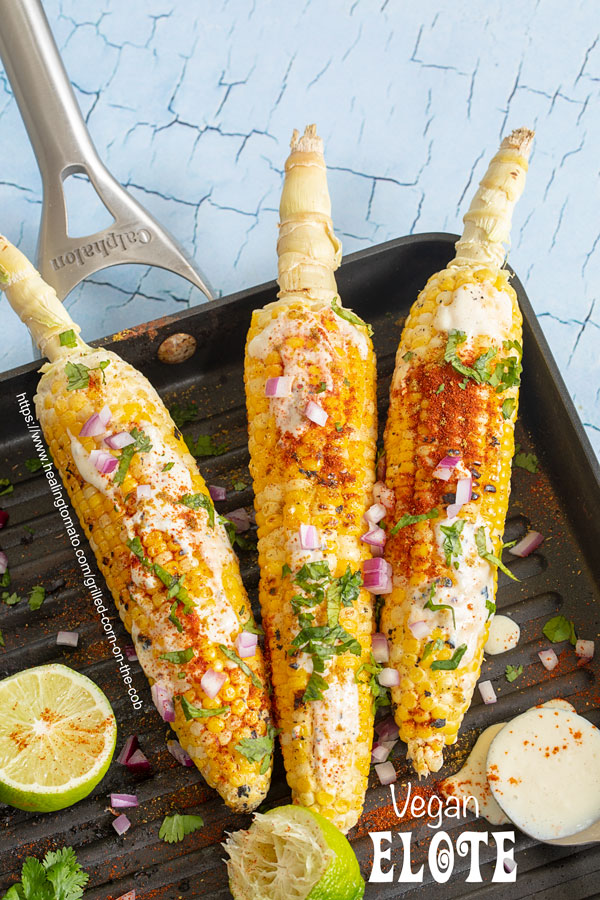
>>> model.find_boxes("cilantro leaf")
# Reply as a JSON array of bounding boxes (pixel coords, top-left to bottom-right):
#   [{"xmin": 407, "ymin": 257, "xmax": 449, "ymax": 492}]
[
  {"xmin": 169, "ymin": 598, "xmax": 193, "ymax": 633},
  {"xmin": 439, "ymin": 519, "xmax": 464, "ymax": 568},
  {"xmin": 59, "ymin": 329, "xmax": 78, "ymax": 348},
  {"xmin": 403, "ymin": 351, "xmax": 415, "ymax": 362},
  {"xmin": 513, "ymin": 445, "xmax": 539, "ymax": 473},
  {"xmin": 20, "ymin": 857, "xmax": 52, "ymax": 900},
  {"xmin": 127, "ymin": 537, "xmax": 151, "ymax": 568},
  {"xmin": 303, "ymin": 671, "xmax": 329, "ymax": 702},
  {"xmin": 179, "ymin": 696, "xmax": 229, "ymax": 720},
  {"xmin": 475, "ymin": 526, "xmax": 519, "ymax": 582},
  {"xmin": 0, "ymin": 627, "xmax": 4, "ymax": 648},
  {"xmin": 424, "ymin": 584, "xmax": 456, "ymax": 628},
  {"xmin": 25, "ymin": 458, "xmax": 43, "ymax": 473},
  {"xmin": 169, "ymin": 401, "xmax": 197, "ymax": 430},
  {"xmin": 502, "ymin": 398, "xmax": 516, "ymax": 420},
  {"xmin": 162, "ymin": 461, "xmax": 174, "ymax": 472},
  {"xmin": 235, "ymin": 724, "xmax": 279, "ymax": 774},
  {"xmin": 1, "ymin": 570, "xmax": 10, "ymax": 588},
  {"xmin": 0, "ymin": 477, "xmax": 13, "ymax": 496},
  {"xmin": 179, "ymin": 492, "xmax": 215, "ymax": 527},
  {"xmin": 355, "ymin": 652, "xmax": 392, "ymax": 714},
  {"xmin": 159, "ymin": 648, "xmax": 194, "ymax": 664},
  {"xmin": 505, "ymin": 664, "xmax": 523, "ymax": 683},
  {"xmin": 114, "ymin": 428, "xmax": 152, "ymax": 486},
  {"xmin": 543, "ymin": 615, "xmax": 577, "ymax": 645},
  {"xmin": 421, "ymin": 638, "xmax": 444, "ymax": 663},
  {"xmin": 184, "ymin": 433, "xmax": 227, "ymax": 458},
  {"xmin": 233, "ymin": 480, "xmax": 247, "ymax": 491},
  {"xmin": 242, "ymin": 619, "xmax": 264, "ymax": 636},
  {"xmin": 2, "ymin": 591, "xmax": 21, "ymax": 606},
  {"xmin": 65, "ymin": 361, "xmax": 91, "ymax": 391},
  {"xmin": 43, "ymin": 846, "xmax": 89, "ymax": 900},
  {"xmin": 390, "ymin": 508, "xmax": 439, "ymax": 536},
  {"xmin": 331, "ymin": 296, "xmax": 373, "ymax": 337},
  {"xmin": 28, "ymin": 585, "xmax": 46, "ymax": 611},
  {"xmin": 159, "ymin": 813, "xmax": 204, "ymax": 844},
  {"xmin": 431, "ymin": 643, "xmax": 468, "ymax": 671},
  {"xmin": 218, "ymin": 644, "xmax": 263, "ymax": 689}
]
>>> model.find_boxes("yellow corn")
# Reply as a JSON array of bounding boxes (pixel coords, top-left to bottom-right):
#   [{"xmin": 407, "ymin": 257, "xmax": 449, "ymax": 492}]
[
  {"xmin": 381, "ymin": 128, "xmax": 534, "ymax": 777},
  {"xmin": 244, "ymin": 125, "xmax": 377, "ymax": 832},
  {"xmin": 0, "ymin": 236, "xmax": 274, "ymax": 812}
]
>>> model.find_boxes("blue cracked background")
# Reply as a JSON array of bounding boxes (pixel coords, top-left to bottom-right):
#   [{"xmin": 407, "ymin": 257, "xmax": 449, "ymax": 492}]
[{"xmin": 0, "ymin": 0, "xmax": 598, "ymax": 457}]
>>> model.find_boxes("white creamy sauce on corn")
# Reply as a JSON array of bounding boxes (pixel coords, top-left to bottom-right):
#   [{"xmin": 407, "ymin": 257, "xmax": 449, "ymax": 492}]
[
  {"xmin": 433, "ymin": 283, "xmax": 513, "ymax": 345},
  {"xmin": 484, "ymin": 614, "xmax": 520, "ymax": 655},
  {"xmin": 311, "ymin": 674, "xmax": 360, "ymax": 786},
  {"xmin": 248, "ymin": 306, "xmax": 368, "ymax": 438},
  {"xmin": 487, "ymin": 705, "xmax": 600, "ymax": 841},
  {"xmin": 439, "ymin": 699, "xmax": 576, "ymax": 828}
]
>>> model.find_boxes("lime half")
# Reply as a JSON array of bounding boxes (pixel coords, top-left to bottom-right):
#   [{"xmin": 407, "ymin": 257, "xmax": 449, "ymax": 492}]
[
  {"xmin": 224, "ymin": 805, "xmax": 364, "ymax": 900},
  {"xmin": 0, "ymin": 663, "xmax": 117, "ymax": 812}
]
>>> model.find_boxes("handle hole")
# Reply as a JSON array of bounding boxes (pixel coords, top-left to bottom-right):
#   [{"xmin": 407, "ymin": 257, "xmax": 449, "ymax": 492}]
[{"xmin": 63, "ymin": 172, "xmax": 115, "ymax": 238}]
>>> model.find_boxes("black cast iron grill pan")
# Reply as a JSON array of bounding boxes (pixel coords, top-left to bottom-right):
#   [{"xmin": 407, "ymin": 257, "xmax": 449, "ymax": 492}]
[{"xmin": 0, "ymin": 234, "xmax": 598, "ymax": 899}]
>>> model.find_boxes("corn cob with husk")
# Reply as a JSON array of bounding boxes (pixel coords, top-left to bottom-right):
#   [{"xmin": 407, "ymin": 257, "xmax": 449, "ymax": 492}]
[
  {"xmin": 0, "ymin": 237, "xmax": 274, "ymax": 811},
  {"xmin": 244, "ymin": 125, "xmax": 377, "ymax": 832},
  {"xmin": 380, "ymin": 127, "xmax": 534, "ymax": 777}
]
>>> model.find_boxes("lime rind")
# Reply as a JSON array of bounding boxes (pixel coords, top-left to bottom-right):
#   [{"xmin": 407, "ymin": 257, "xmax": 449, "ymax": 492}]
[{"xmin": 224, "ymin": 805, "xmax": 364, "ymax": 900}]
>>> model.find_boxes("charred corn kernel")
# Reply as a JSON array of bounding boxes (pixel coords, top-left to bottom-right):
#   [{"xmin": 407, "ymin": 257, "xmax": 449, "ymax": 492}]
[
  {"xmin": 231, "ymin": 700, "xmax": 246, "ymax": 717},
  {"xmin": 381, "ymin": 128, "xmax": 533, "ymax": 778},
  {"xmin": 244, "ymin": 125, "xmax": 376, "ymax": 834},
  {"xmin": 0, "ymin": 234, "xmax": 275, "ymax": 814}
]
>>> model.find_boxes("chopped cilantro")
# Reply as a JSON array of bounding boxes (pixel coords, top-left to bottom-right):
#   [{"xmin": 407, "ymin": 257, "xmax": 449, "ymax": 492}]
[
  {"xmin": 218, "ymin": 644, "xmax": 264, "ymax": 689},
  {"xmin": 169, "ymin": 598, "xmax": 193, "ymax": 633},
  {"xmin": 435, "ymin": 383, "xmax": 445, "ymax": 394},
  {"xmin": 235, "ymin": 724, "xmax": 279, "ymax": 774},
  {"xmin": 335, "ymin": 422, "xmax": 343, "ymax": 432},
  {"xmin": 439, "ymin": 519, "xmax": 465, "ymax": 568},
  {"xmin": 421, "ymin": 638, "xmax": 444, "ymax": 663},
  {"xmin": 475, "ymin": 526, "xmax": 519, "ymax": 582},
  {"xmin": 28, "ymin": 585, "xmax": 46, "ymax": 611},
  {"xmin": 331, "ymin": 296, "xmax": 373, "ymax": 337},
  {"xmin": 513, "ymin": 444, "xmax": 539, "ymax": 473},
  {"xmin": 242, "ymin": 619, "xmax": 264, "ymax": 636},
  {"xmin": 159, "ymin": 648, "xmax": 194, "ymax": 664},
  {"xmin": 169, "ymin": 401, "xmax": 198, "ymax": 430},
  {"xmin": 403, "ymin": 351, "xmax": 415, "ymax": 362},
  {"xmin": 59, "ymin": 329, "xmax": 78, "ymax": 348},
  {"xmin": 502, "ymin": 398, "xmax": 516, "ymax": 420},
  {"xmin": 233, "ymin": 480, "xmax": 247, "ymax": 491},
  {"xmin": 65, "ymin": 359, "xmax": 110, "ymax": 391},
  {"xmin": 390, "ymin": 507, "xmax": 439, "ymax": 536},
  {"xmin": 159, "ymin": 813, "xmax": 204, "ymax": 843},
  {"xmin": 5, "ymin": 846, "xmax": 89, "ymax": 899},
  {"xmin": 443, "ymin": 330, "xmax": 521, "ymax": 394},
  {"xmin": 2, "ymin": 591, "xmax": 21, "ymax": 606},
  {"xmin": 355, "ymin": 652, "xmax": 392, "ymax": 714},
  {"xmin": 179, "ymin": 492, "xmax": 215, "ymax": 527},
  {"xmin": 114, "ymin": 428, "xmax": 152, "ymax": 486},
  {"xmin": 315, "ymin": 382, "xmax": 327, "ymax": 393},
  {"xmin": 343, "ymin": 377, "xmax": 351, "ymax": 386},
  {"xmin": 505, "ymin": 664, "xmax": 523, "ymax": 683},
  {"xmin": 543, "ymin": 615, "xmax": 577, "ymax": 645},
  {"xmin": 127, "ymin": 536, "xmax": 151, "ymax": 568},
  {"xmin": 179, "ymin": 696, "xmax": 229, "ymax": 720},
  {"xmin": 424, "ymin": 584, "xmax": 456, "ymax": 629},
  {"xmin": 0, "ymin": 570, "xmax": 10, "ymax": 588},
  {"xmin": 282, "ymin": 563, "xmax": 292, "ymax": 578},
  {"xmin": 184, "ymin": 433, "xmax": 227, "ymax": 458},
  {"xmin": 25, "ymin": 457, "xmax": 43, "ymax": 473},
  {"xmin": 0, "ymin": 477, "xmax": 13, "ymax": 496},
  {"xmin": 162, "ymin": 461, "xmax": 174, "ymax": 472},
  {"xmin": 431, "ymin": 643, "xmax": 467, "ymax": 671}
]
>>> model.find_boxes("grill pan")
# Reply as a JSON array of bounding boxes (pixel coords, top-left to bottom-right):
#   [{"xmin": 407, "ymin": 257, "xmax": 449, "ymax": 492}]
[{"xmin": 0, "ymin": 233, "xmax": 599, "ymax": 899}]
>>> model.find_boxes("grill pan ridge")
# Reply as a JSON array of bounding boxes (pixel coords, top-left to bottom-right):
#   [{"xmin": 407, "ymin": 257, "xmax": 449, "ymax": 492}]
[{"xmin": 0, "ymin": 234, "xmax": 598, "ymax": 899}]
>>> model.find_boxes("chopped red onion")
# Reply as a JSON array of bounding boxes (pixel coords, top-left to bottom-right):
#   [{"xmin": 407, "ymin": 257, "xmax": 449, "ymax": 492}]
[
  {"xmin": 361, "ymin": 527, "xmax": 387, "ymax": 549},
  {"xmin": 125, "ymin": 749, "xmax": 151, "ymax": 774},
  {"xmin": 503, "ymin": 858, "xmax": 517, "ymax": 875},
  {"xmin": 447, "ymin": 475, "xmax": 473, "ymax": 518},
  {"xmin": 112, "ymin": 814, "xmax": 131, "ymax": 835},
  {"xmin": 304, "ymin": 400, "xmax": 328, "ymax": 426},
  {"xmin": 375, "ymin": 761, "xmax": 397, "ymax": 786},
  {"xmin": 409, "ymin": 620, "xmax": 430, "ymax": 641},
  {"xmin": 98, "ymin": 405, "xmax": 112, "ymax": 426},
  {"xmin": 167, "ymin": 739, "xmax": 194, "ymax": 767},
  {"xmin": 124, "ymin": 645, "xmax": 138, "ymax": 662},
  {"xmin": 365, "ymin": 503, "xmax": 387, "ymax": 525},
  {"xmin": 538, "ymin": 648, "xmax": 559, "ymax": 671},
  {"xmin": 378, "ymin": 667, "xmax": 400, "ymax": 688},
  {"xmin": 575, "ymin": 639, "xmax": 594, "ymax": 665},
  {"xmin": 110, "ymin": 793, "xmax": 138, "ymax": 808},
  {"xmin": 0, "ymin": 550, "xmax": 7, "ymax": 574},
  {"xmin": 300, "ymin": 523, "xmax": 319, "ymax": 550},
  {"xmin": 0, "ymin": 510, "xmax": 8, "ymax": 530},
  {"xmin": 104, "ymin": 431, "xmax": 135, "ymax": 450},
  {"xmin": 373, "ymin": 480, "xmax": 395, "ymax": 511},
  {"xmin": 201, "ymin": 668, "xmax": 227, "ymax": 699},
  {"xmin": 370, "ymin": 544, "xmax": 384, "ymax": 558},
  {"xmin": 235, "ymin": 631, "xmax": 258, "ymax": 658},
  {"xmin": 363, "ymin": 571, "xmax": 392, "ymax": 594},
  {"xmin": 363, "ymin": 557, "xmax": 392, "ymax": 576},
  {"xmin": 371, "ymin": 740, "xmax": 397, "ymax": 764},
  {"xmin": 208, "ymin": 484, "xmax": 227, "ymax": 502},
  {"xmin": 227, "ymin": 508, "xmax": 250, "ymax": 533},
  {"xmin": 372, "ymin": 633, "xmax": 390, "ymax": 664},
  {"xmin": 265, "ymin": 376, "xmax": 294, "ymax": 397},
  {"xmin": 79, "ymin": 413, "xmax": 105, "ymax": 438},
  {"xmin": 151, "ymin": 683, "xmax": 175, "ymax": 722},
  {"xmin": 478, "ymin": 680, "xmax": 497, "ymax": 704},
  {"xmin": 433, "ymin": 456, "xmax": 461, "ymax": 481},
  {"xmin": 117, "ymin": 735, "xmax": 139, "ymax": 765},
  {"xmin": 375, "ymin": 716, "xmax": 399, "ymax": 741},
  {"xmin": 136, "ymin": 484, "xmax": 152, "ymax": 500},
  {"xmin": 509, "ymin": 531, "xmax": 544, "ymax": 557},
  {"xmin": 56, "ymin": 631, "xmax": 79, "ymax": 648},
  {"xmin": 90, "ymin": 449, "xmax": 118, "ymax": 475}
]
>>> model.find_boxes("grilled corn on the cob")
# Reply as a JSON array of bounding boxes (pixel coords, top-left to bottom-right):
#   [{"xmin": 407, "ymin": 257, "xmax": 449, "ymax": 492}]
[
  {"xmin": 0, "ymin": 236, "xmax": 273, "ymax": 811},
  {"xmin": 381, "ymin": 127, "xmax": 534, "ymax": 777},
  {"xmin": 244, "ymin": 125, "xmax": 377, "ymax": 832}
]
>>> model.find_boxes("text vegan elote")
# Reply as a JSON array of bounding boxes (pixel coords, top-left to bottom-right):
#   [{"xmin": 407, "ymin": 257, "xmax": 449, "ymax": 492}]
[
  {"xmin": 0, "ymin": 236, "xmax": 274, "ymax": 812},
  {"xmin": 244, "ymin": 125, "xmax": 378, "ymax": 833},
  {"xmin": 380, "ymin": 127, "xmax": 534, "ymax": 777}
]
